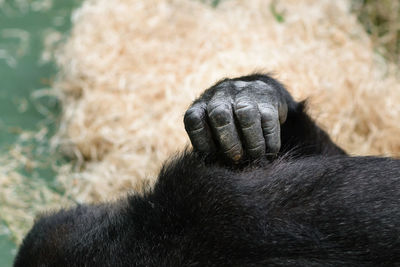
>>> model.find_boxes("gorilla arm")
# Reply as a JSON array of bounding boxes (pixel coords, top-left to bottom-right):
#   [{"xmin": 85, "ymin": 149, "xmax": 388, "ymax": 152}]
[{"xmin": 184, "ymin": 73, "xmax": 346, "ymax": 162}]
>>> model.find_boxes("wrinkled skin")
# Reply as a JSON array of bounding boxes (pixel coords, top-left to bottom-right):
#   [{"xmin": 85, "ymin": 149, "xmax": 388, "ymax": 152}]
[
  {"xmin": 14, "ymin": 74, "xmax": 400, "ymax": 267},
  {"xmin": 184, "ymin": 75, "xmax": 291, "ymax": 160},
  {"xmin": 184, "ymin": 74, "xmax": 344, "ymax": 161}
]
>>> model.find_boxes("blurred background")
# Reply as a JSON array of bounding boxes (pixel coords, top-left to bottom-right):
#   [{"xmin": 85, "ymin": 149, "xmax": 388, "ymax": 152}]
[
  {"xmin": 0, "ymin": 1, "xmax": 81, "ymax": 265},
  {"xmin": 0, "ymin": 0, "xmax": 399, "ymax": 266}
]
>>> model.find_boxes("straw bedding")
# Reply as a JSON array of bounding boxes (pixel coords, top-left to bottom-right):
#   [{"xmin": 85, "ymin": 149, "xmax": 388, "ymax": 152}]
[{"xmin": 4, "ymin": 0, "xmax": 400, "ymax": 242}]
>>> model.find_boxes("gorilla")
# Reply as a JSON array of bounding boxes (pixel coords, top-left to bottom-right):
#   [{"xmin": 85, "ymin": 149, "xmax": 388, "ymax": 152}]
[{"xmin": 14, "ymin": 74, "xmax": 400, "ymax": 266}]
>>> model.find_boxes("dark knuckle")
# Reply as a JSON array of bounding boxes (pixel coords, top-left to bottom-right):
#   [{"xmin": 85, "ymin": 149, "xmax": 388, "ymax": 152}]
[
  {"xmin": 237, "ymin": 105, "xmax": 257, "ymax": 116},
  {"xmin": 260, "ymin": 109, "xmax": 277, "ymax": 123},
  {"xmin": 241, "ymin": 123, "xmax": 257, "ymax": 132},
  {"xmin": 184, "ymin": 108, "xmax": 203, "ymax": 129},
  {"xmin": 225, "ymin": 142, "xmax": 242, "ymax": 154},
  {"xmin": 208, "ymin": 104, "xmax": 231, "ymax": 125},
  {"xmin": 262, "ymin": 123, "xmax": 277, "ymax": 132},
  {"xmin": 208, "ymin": 102, "xmax": 228, "ymax": 113},
  {"xmin": 237, "ymin": 110, "xmax": 259, "ymax": 125},
  {"xmin": 250, "ymin": 141, "xmax": 265, "ymax": 150},
  {"xmin": 184, "ymin": 107, "xmax": 196, "ymax": 117},
  {"xmin": 235, "ymin": 100, "xmax": 253, "ymax": 110}
]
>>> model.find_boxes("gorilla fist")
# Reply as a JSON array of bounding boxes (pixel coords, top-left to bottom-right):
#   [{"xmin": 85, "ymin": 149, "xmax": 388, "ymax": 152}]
[{"xmin": 184, "ymin": 74, "xmax": 294, "ymax": 161}]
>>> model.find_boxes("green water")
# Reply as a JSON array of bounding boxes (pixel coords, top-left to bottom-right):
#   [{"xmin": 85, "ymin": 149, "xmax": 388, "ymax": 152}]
[{"xmin": 0, "ymin": 1, "xmax": 80, "ymax": 265}]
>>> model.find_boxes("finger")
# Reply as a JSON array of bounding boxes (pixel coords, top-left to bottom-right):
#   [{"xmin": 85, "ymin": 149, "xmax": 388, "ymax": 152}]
[
  {"xmin": 278, "ymin": 102, "xmax": 288, "ymax": 124},
  {"xmin": 258, "ymin": 104, "xmax": 281, "ymax": 154},
  {"xmin": 184, "ymin": 102, "xmax": 216, "ymax": 153},
  {"xmin": 207, "ymin": 99, "xmax": 243, "ymax": 161},
  {"xmin": 234, "ymin": 98, "xmax": 265, "ymax": 158}
]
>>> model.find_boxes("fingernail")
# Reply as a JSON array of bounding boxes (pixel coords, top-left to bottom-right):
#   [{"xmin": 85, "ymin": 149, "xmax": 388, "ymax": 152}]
[{"xmin": 232, "ymin": 153, "xmax": 241, "ymax": 162}]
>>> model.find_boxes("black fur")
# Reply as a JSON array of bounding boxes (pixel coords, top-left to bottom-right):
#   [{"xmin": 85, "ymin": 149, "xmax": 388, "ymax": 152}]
[{"xmin": 14, "ymin": 74, "xmax": 400, "ymax": 266}]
